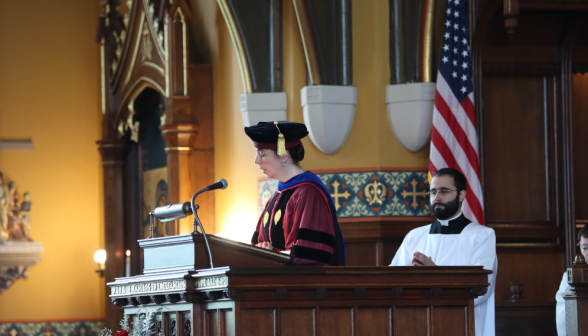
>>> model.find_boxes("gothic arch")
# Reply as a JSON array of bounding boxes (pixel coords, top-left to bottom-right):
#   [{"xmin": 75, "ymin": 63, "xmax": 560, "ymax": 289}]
[{"xmin": 96, "ymin": 0, "xmax": 213, "ymax": 329}]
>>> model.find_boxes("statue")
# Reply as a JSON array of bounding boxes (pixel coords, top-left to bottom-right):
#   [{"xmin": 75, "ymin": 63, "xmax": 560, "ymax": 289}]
[
  {"xmin": 0, "ymin": 173, "xmax": 33, "ymax": 242},
  {"xmin": 0, "ymin": 173, "xmax": 6, "ymax": 242}
]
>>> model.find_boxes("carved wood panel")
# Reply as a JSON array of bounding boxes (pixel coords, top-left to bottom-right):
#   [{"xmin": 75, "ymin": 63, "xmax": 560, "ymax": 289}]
[
  {"xmin": 572, "ymin": 74, "xmax": 588, "ymax": 224},
  {"xmin": 482, "ymin": 74, "xmax": 557, "ymax": 226}
]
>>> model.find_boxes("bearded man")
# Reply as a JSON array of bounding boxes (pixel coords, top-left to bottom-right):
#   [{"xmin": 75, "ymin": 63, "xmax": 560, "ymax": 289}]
[{"xmin": 390, "ymin": 168, "xmax": 497, "ymax": 336}]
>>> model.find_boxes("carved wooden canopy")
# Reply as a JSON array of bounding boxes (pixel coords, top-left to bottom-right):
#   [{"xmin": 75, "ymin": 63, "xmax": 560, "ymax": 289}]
[{"xmin": 96, "ymin": 0, "xmax": 213, "ymax": 329}]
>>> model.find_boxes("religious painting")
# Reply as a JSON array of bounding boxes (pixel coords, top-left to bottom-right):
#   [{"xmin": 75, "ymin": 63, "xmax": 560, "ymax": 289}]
[{"xmin": 142, "ymin": 168, "xmax": 169, "ymax": 238}]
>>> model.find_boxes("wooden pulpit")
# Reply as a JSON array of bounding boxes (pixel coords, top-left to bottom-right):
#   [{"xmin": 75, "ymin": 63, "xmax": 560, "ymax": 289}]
[
  {"xmin": 108, "ymin": 234, "xmax": 491, "ymax": 336},
  {"xmin": 565, "ymin": 254, "xmax": 588, "ymax": 335}
]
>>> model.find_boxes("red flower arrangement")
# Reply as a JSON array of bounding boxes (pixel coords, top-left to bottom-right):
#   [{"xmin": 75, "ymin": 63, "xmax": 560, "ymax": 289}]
[{"xmin": 115, "ymin": 330, "xmax": 129, "ymax": 336}]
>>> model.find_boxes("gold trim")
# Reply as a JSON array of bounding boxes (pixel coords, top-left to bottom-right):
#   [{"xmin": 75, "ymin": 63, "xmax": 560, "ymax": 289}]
[
  {"xmin": 496, "ymin": 243, "xmax": 559, "ymax": 248},
  {"xmin": 160, "ymin": 129, "xmax": 198, "ymax": 134},
  {"xmin": 164, "ymin": 15, "xmax": 170, "ymax": 97},
  {"xmin": 126, "ymin": 101, "xmax": 141, "ymax": 142},
  {"xmin": 117, "ymin": 76, "xmax": 166, "ymax": 114},
  {"xmin": 422, "ymin": 0, "xmax": 435, "ymax": 83},
  {"xmin": 142, "ymin": 0, "xmax": 165, "ymax": 60},
  {"xmin": 98, "ymin": 143, "xmax": 126, "ymax": 148},
  {"xmin": 292, "ymin": 0, "xmax": 322, "ymax": 85},
  {"xmin": 177, "ymin": 8, "xmax": 188, "ymax": 96},
  {"xmin": 182, "ymin": 11, "xmax": 187, "ymax": 96},
  {"xmin": 125, "ymin": 12, "xmax": 146, "ymax": 88},
  {"xmin": 102, "ymin": 161, "xmax": 125, "ymax": 165},
  {"xmin": 165, "ymin": 146, "xmax": 192, "ymax": 151},
  {"xmin": 195, "ymin": 276, "xmax": 228, "ymax": 289},
  {"xmin": 142, "ymin": 61, "xmax": 165, "ymax": 75},
  {"xmin": 100, "ymin": 38, "xmax": 106, "ymax": 114},
  {"xmin": 217, "ymin": 0, "xmax": 253, "ymax": 93}
]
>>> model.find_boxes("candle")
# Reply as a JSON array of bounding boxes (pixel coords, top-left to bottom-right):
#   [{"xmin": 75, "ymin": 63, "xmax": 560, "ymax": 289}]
[{"xmin": 125, "ymin": 250, "xmax": 131, "ymax": 277}]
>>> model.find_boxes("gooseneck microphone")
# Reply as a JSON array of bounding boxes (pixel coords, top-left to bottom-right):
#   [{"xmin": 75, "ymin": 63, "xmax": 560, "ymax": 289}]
[
  {"xmin": 151, "ymin": 179, "xmax": 228, "ymax": 222},
  {"xmin": 148, "ymin": 179, "xmax": 229, "ymax": 269},
  {"xmin": 197, "ymin": 178, "xmax": 228, "ymax": 194}
]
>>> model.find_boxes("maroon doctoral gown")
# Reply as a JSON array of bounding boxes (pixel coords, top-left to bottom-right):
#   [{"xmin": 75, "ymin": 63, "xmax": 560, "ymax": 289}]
[{"xmin": 252, "ymin": 176, "xmax": 345, "ymax": 266}]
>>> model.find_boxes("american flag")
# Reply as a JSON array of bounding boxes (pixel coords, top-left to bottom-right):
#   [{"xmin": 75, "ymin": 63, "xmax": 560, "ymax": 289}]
[{"xmin": 429, "ymin": 0, "xmax": 484, "ymax": 224}]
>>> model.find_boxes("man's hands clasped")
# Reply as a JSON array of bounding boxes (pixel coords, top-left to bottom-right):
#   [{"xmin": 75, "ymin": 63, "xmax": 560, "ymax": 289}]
[{"xmin": 412, "ymin": 252, "xmax": 436, "ymax": 266}]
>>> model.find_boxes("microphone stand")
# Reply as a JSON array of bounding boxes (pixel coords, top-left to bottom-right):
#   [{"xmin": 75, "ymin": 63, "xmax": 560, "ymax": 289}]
[{"xmin": 191, "ymin": 187, "xmax": 214, "ymax": 269}]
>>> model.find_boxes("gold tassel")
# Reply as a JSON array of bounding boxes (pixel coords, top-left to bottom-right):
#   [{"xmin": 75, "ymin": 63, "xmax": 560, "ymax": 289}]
[
  {"xmin": 274, "ymin": 121, "xmax": 286, "ymax": 156},
  {"xmin": 277, "ymin": 134, "xmax": 286, "ymax": 156}
]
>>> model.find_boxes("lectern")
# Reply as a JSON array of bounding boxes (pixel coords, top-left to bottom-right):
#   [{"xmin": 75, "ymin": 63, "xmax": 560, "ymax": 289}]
[{"xmin": 108, "ymin": 234, "xmax": 491, "ymax": 336}]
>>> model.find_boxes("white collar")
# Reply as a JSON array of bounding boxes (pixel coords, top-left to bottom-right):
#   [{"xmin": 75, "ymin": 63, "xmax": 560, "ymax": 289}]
[{"xmin": 438, "ymin": 212, "xmax": 463, "ymax": 226}]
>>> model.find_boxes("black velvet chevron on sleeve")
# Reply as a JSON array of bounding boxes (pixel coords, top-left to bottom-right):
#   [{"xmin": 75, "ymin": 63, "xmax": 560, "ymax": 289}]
[
  {"xmin": 296, "ymin": 228, "xmax": 336, "ymax": 248},
  {"xmin": 251, "ymin": 231, "xmax": 259, "ymax": 244},
  {"xmin": 291, "ymin": 245, "xmax": 334, "ymax": 265}
]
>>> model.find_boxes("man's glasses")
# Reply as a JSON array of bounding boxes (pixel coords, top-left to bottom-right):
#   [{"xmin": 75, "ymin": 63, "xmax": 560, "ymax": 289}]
[{"xmin": 426, "ymin": 188, "xmax": 458, "ymax": 197}]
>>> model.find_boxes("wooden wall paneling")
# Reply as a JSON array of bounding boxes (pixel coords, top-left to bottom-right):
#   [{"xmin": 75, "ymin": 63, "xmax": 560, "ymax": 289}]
[
  {"xmin": 495, "ymin": 302, "xmax": 557, "ymax": 336},
  {"xmin": 340, "ymin": 219, "xmax": 432, "ymax": 266},
  {"xmin": 494, "ymin": 251, "xmax": 563, "ymax": 302},
  {"xmin": 561, "ymin": 16, "xmax": 583, "ymax": 267},
  {"xmin": 393, "ymin": 306, "xmax": 430, "ymax": 336},
  {"xmin": 572, "ymin": 73, "xmax": 588, "ymax": 231},
  {"xmin": 317, "ymin": 308, "xmax": 353, "ymax": 335},
  {"xmin": 122, "ymin": 142, "xmax": 142, "ymax": 275},
  {"xmin": 188, "ymin": 64, "xmax": 214, "ymax": 232},
  {"xmin": 482, "ymin": 73, "xmax": 554, "ymax": 226},
  {"xmin": 280, "ymin": 308, "xmax": 315, "ymax": 336},
  {"xmin": 345, "ymin": 242, "xmax": 378, "ymax": 266},
  {"xmin": 432, "ymin": 306, "xmax": 467, "ymax": 336},
  {"xmin": 192, "ymin": 301, "xmax": 202, "ymax": 336},
  {"xmin": 240, "ymin": 309, "xmax": 276, "ymax": 336},
  {"xmin": 471, "ymin": 0, "xmax": 502, "ymax": 229},
  {"xmin": 97, "ymin": 139, "xmax": 126, "ymax": 330},
  {"xmin": 161, "ymin": 122, "xmax": 198, "ymax": 234},
  {"xmin": 355, "ymin": 307, "xmax": 392, "ymax": 336}
]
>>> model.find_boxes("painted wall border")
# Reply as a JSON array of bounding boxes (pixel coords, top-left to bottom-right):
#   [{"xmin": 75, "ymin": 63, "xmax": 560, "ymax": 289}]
[{"xmin": 258, "ymin": 168, "xmax": 432, "ymax": 219}]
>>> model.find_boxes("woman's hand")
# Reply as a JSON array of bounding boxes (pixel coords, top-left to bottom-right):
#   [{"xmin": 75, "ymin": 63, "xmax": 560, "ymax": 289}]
[{"xmin": 256, "ymin": 242, "xmax": 274, "ymax": 250}]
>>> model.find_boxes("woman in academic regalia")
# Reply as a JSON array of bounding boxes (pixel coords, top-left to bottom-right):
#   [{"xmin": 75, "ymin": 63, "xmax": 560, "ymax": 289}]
[{"xmin": 245, "ymin": 121, "xmax": 345, "ymax": 266}]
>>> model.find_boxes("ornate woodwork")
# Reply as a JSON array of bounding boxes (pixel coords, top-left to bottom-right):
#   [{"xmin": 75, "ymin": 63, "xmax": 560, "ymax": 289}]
[
  {"xmin": 108, "ymin": 233, "xmax": 491, "ymax": 336},
  {"xmin": 96, "ymin": 0, "xmax": 213, "ymax": 330},
  {"xmin": 468, "ymin": 1, "xmax": 588, "ymax": 334},
  {"xmin": 111, "ymin": 265, "xmax": 490, "ymax": 335}
]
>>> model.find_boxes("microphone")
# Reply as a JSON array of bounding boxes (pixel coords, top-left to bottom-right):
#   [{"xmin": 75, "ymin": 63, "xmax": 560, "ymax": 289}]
[
  {"xmin": 202, "ymin": 179, "xmax": 228, "ymax": 192},
  {"xmin": 151, "ymin": 179, "xmax": 228, "ymax": 222}
]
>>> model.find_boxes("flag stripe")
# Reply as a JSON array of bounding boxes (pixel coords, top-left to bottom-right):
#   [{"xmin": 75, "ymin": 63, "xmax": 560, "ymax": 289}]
[
  {"xmin": 434, "ymin": 89, "xmax": 481, "ymax": 178},
  {"xmin": 436, "ymin": 75, "xmax": 479, "ymax": 154},
  {"xmin": 431, "ymin": 128, "xmax": 484, "ymax": 224},
  {"xmin": 432, "ymin": 114, "xmax": 483, "ymax": 203},
  {"xmin": 429, "ymin": 0, "xmax": 484, "ymax": 225}
]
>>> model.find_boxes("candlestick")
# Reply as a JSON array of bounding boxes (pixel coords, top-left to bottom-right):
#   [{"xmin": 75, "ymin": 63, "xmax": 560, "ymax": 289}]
[{"xmin": 125, "ymin": 250, "xmax": 131, "ymax": 277}]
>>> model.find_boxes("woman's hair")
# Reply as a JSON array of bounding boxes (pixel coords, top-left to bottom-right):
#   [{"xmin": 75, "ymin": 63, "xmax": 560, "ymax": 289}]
[{"xmin": 271, "ymin": 143, "xmax": 305, "ymax": 166}]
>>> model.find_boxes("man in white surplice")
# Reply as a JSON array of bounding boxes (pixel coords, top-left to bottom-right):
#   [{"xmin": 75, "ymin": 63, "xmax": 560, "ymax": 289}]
[{"xmin": 390, "ymin": 168, "xmax": 497, "ymax": 336}]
